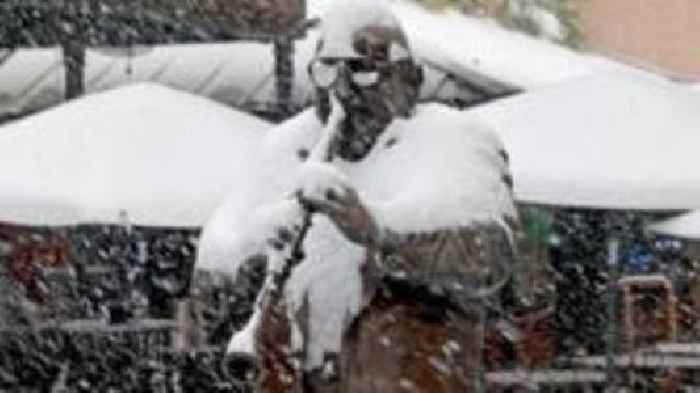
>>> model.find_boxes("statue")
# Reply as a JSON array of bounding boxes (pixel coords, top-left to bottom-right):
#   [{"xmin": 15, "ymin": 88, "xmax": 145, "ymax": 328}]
[{"xmin": 187, "ymin": 1, "xmax": 519, "ymax": 392}]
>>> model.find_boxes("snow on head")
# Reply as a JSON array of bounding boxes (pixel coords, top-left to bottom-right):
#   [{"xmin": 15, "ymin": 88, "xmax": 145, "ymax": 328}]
[{"xmin": 318, "ymin": 0, "xmax": 411, "ymax": 60}]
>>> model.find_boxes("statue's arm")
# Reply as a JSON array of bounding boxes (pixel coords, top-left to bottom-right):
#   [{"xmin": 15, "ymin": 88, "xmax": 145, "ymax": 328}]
[{"xmin": 374, "ymin": 220, "xmax": 518, "ymax": 277}]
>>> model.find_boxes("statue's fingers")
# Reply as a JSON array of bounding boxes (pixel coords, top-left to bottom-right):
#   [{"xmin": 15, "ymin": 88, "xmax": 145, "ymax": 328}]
[
  {"xmin": 324, "ymin": 187, "xmax": 341, "ymax": 202},
  {"xmin": 302, "ymin": 196, "xmax": 344, "ymax": 217},
  {"xmin": 337, "ymin": 185, "xmax": 360, "ymax": 205},
  {"xmin": 266, "ymin": 237, "xmax": 286, "ymax": 251},
  {"xmin": 299, "ymin": 185, "xmax": 347, "ymax": 211}
]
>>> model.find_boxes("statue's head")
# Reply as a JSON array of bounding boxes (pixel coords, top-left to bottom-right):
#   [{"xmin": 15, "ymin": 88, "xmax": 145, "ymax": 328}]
[{"xmin": 310, "ymin": 0, "xmax": 423, "ymax": 161}]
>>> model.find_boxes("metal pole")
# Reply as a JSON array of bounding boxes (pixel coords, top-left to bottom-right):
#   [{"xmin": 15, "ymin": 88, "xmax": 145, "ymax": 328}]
[
  {"xmin": 273, "ymin": 36, "xmax": 295, "ymax": 119},
  {"xmin": 58, "ymin": 1, "xmax": 86, "ymax": 100},
  {"xmin": 606, "ymin": 237, "xmax": 620, "ymax": 392}
]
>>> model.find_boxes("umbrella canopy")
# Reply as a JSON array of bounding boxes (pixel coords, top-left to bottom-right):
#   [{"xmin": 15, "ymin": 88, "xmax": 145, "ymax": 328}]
[
  {"xmin": 388, "ymin": 0, "xmax": 625, "ymax": 90},
  {"xmin": 648, "ymin": 211, "xmax": 700, "ymax": 239},
  {"xmin": 647, "ymin": 84, "xmax": 700, "ymax": 238},
  {"xmin": 467, "ymin": 70, "xmax": 700, "ymax": 210},
  {"xmin": 0, "ymin": 82, "xmax": 271, "ymax": 227}
]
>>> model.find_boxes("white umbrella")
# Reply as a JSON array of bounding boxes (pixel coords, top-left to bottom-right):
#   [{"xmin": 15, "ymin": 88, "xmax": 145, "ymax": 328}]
[
  {"xmin": 468, "ymin": 70, "xmax": 700, "ymax": 210},
  {"xmin": 0, "ymin": 82, "xmax": 271, "ymax": 227},
  {"xmin": 646, "ymin": 84, "xmax": 700, "ymax": 239},
  {"xmin": 389, "ymin": 0, "xmax": 626, "ymax": 90},
  {"xmin": 648, "ymin": 211, "xmax": 700, "ymax": 239}
]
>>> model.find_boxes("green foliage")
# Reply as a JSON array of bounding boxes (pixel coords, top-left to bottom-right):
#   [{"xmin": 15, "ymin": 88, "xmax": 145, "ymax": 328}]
[{"xmin": 521, "ymin": 205, "xmax": 553, "ymax": 246}]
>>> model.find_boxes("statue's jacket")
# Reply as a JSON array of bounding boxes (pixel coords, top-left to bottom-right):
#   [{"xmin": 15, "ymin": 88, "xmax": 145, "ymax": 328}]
[{"xmin": 195, "ymin": 103, "xmax": 519, "ymax": 393}]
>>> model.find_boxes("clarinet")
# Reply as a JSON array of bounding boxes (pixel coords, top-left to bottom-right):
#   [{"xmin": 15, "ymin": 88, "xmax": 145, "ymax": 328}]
[{"xmin": 268, "ymin": 96, "xmax": 346, "ymax": 303}]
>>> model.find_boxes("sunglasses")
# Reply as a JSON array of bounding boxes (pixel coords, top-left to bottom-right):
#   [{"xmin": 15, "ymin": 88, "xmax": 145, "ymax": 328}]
[{"xmin": 308, "ymin": 58, "xmax": 384, "ymax": 89}]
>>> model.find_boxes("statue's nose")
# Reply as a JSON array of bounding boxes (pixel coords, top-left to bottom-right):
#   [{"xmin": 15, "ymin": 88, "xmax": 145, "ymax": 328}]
[{"xmin": 333, "ymin": 69, "xmax": 354, "ymax": 100}]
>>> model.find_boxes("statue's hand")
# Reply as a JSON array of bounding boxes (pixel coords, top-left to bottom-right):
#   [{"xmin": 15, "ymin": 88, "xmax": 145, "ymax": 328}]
[{"xmin": 296, "ymin": 162, "xmax": 380, "ymax": 246}]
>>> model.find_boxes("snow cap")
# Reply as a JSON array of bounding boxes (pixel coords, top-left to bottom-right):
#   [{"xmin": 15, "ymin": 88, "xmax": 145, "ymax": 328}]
[{"xmin": 318, "ymin": 0, "xmax": 412, "ymax": 61}]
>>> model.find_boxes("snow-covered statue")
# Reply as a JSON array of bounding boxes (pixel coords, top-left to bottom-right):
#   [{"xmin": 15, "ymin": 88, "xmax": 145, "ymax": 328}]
[{"xmin": 188, "ymin": 1, "xmax": 518, "ymax": 392}]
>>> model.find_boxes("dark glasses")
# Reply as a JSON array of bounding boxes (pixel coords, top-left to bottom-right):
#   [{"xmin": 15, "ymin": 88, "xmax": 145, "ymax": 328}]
[{"xmin": 308, "ymin": 58, "xmax": 382, "ymax": 88}]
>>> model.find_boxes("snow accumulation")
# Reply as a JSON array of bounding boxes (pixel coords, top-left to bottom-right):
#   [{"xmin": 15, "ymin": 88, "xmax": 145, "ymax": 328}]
[
  {"xmin": 195, "ymin": 110, "xmax": 322, "ymax": 274},
  {"xmin": 388, "ymin": 0, "xmax": 626, "ymax": 89},
  {"xmin": 318, "ymin": 0, "xmax": 409, "ymax": 60},
  {"xmin": 648, "ymin": 211, "xmax": 700, "ymax": 240},
  {"xmin": 617, "ymin": 274, "xmax": 668, "ymax": 285},
  {"xmin": 198, "ymin": 102, "xmax": 514, "ymax": 367},
  {"xmin": 467, "ymin": 70, "xmax": 700, "ymax": 210},
  {"xmin": 0, "ymin": 82, "xmax": 271, "ymax": 227},
  {"xmin": 643, "ymin": 85, "xmax": 700, "ymax": 238}
]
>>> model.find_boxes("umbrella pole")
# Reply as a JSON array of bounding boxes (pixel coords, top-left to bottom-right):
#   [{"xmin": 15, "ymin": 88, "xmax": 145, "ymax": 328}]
[{"xmin": 605, "ymin": 236, "xmax": 620, "ymax": 392}]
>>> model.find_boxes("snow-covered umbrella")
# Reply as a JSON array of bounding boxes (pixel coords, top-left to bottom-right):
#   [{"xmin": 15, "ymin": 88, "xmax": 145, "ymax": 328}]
[
  {"xmin": 0, "ymin": 82, "xmax": 271, "ymax": 228},
  {"xmin": 645, "ymin": 84, "xmax": 700, "ymax": 239},
  {"xmin": 468, "ymin": 70, "xmax": 700, "ymax": 210},
  {"xmin": 388, "ymin": 0, "xmax": 625, "ymax": 90},
  {"xmin": 648, "ymin": 211, "xmax": 700, "ymax": 239}
]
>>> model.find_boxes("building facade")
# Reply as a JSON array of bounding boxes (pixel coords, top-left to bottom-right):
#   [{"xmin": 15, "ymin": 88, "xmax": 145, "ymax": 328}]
[{"xmin": 578, "ymin": 0, "xmax": 700, "ymax": 80}]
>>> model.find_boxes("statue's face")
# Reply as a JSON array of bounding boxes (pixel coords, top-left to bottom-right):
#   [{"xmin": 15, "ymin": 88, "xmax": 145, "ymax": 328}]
[{"xmin": 310, "ymin": 27, "xmax": 422, "ymax": 161}]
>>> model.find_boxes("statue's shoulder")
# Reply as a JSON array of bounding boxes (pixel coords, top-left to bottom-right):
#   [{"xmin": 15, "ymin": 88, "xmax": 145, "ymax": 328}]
[{"xmin": 387, "ymin": 103, "xmax": 508, "ymax": 162}]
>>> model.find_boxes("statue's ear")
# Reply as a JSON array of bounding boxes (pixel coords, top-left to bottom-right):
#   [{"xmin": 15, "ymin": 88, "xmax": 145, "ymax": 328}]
[
  {"xmin": 314, "ymin": 88, "xmax": 331, "ymax": 124},
  {"xmin": 406, "ymin": 62, "xmax": 424, "ymax": 113}
]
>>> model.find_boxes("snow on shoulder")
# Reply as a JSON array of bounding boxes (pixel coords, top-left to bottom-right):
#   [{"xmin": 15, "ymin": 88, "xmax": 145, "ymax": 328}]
[
  {"xmin": 0, "ymin": 82, "xmax": 270, "ymax": 227},
  {"xmin": 344, "ymin": 103, "xmax": 517, "ymax": 234}
]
